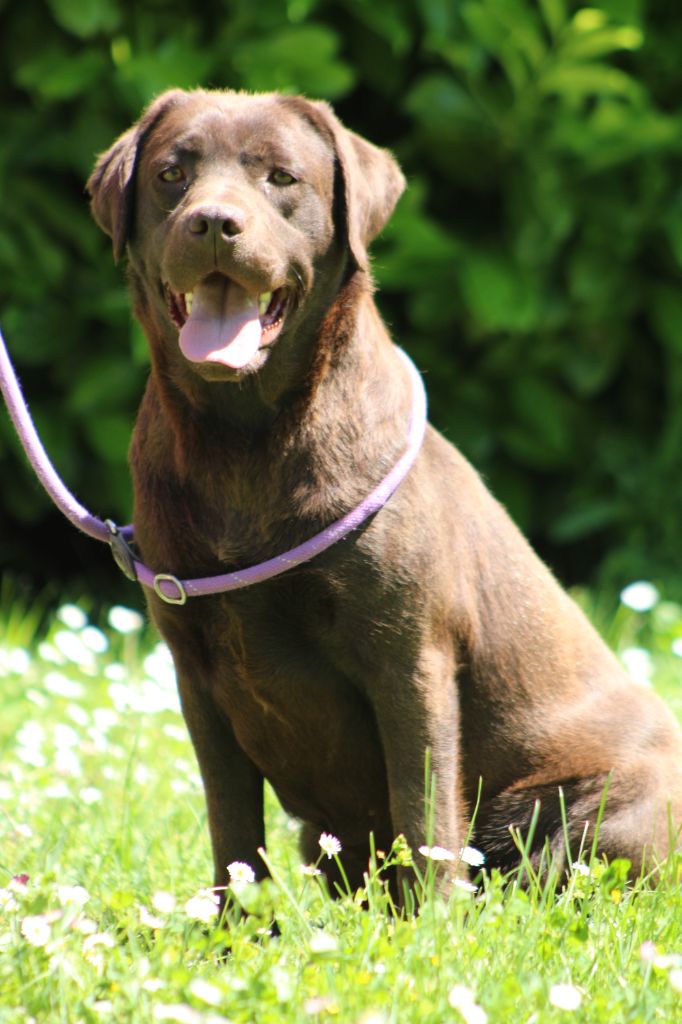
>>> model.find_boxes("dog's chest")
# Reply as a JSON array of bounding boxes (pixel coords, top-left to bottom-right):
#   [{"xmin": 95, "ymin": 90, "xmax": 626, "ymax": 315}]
[{"xmin": 196, "ymin": 571, "xmax": 390, "ymax": 822}]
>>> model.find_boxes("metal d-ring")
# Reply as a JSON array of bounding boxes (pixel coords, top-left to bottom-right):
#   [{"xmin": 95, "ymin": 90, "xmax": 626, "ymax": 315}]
[{"xmin": 153, "ymin": 573, "xmax": 187, "ymax": 605}]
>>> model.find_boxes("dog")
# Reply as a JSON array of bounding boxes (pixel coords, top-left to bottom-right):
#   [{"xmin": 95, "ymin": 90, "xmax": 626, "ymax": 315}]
[{"xmin": 87, "ymin": 88, "xmax": 682, "ymax": 897}]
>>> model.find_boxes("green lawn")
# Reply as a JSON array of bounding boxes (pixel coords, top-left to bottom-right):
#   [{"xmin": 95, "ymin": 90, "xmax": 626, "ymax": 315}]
[{"xmin": 0, "ymin": 582, "xmax": 680, "ymax": 1023}]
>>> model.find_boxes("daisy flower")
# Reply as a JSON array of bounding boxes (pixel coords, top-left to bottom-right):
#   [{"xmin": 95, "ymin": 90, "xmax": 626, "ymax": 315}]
[
  {"xmin": 227, "ymin": 861, "xmax": 256, "ymax": 884},
  {"xmin": 21, "ymin": 915, "xmax": 51, "ymax": 947},
  {"xmin": 419, "ymin": 844, "xmax": 455, "ymax": 862},
  {"xmin": 184, "ymin": 890, "xmax": 219, "ymax": 923},
  {"xmin": 448, "ymin": 984, "xmax": 487, "ymax": 1024},
  {"xmin": 460, "ymin": 846, "xmax": 485, "ymax": 867},
  {"xmin": 318, "ymin": 833, "xmax": 342, "ymax": 859},
  {"xmin": 620, "ymin": 581, "xmax": 659, "ymax": 613},
  {"xmin": 548, "ymin": 983, "xmax": 582, "ymax": 1011},
  {"xmin": 151, "ymin": 891, "xmax": 176, "ymax": 914}
]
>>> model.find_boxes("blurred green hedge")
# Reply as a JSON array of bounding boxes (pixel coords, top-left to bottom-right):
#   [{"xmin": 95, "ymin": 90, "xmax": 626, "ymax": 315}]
[{"xmin": 1, "ymin": 0, "xmax": 682, "ymax": 600}]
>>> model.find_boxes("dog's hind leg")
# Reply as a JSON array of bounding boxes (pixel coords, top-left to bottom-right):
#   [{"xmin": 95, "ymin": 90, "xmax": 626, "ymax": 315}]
[{"xmin": 474, "ymin": 764, "xmax": 682, "ymax": 880}]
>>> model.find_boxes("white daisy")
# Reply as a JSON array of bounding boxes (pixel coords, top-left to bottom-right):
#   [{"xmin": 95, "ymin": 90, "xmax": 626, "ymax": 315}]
[
  {"xmin": 21, "ymin": 915, "xmax": 51, "ymax": 947},
  {"xmin": 108, "ymin": 605, "xmax": 145, "ymax": 634},
  {"xmin": 448, "ymin": 984, "xmax": 488, "ymax": 1024},
  {"xmin": 419, "ymin": 844, "xmax": 455, "ymax": 861},
  {"xmin": 318, "ymin": 832, "xmax": 342, "ymax": 858},
  {"xmin": 620, "ymin": 581, "xmax": 659, "ymax": 613},
  {"xmin": 548, "ymin": 983, "xmax": 582, "ymax": 1011},
  {"xmin": 227, "ymin": 861, "xmax": 256, "ymax": 884},
  {"xmin": 460, "ymin": 846, "xmax": 485, "ymax": 867},
  {"xmin": 151, "ymin": 891, "xmax": 176, "ymax": 914},
  {"xmin": 184, "ymin": 890, "xmax": 219, "ymax": 923},
  {"xmin": 57, "ymin": 885, "xmax": 90, "ymax": 907}
]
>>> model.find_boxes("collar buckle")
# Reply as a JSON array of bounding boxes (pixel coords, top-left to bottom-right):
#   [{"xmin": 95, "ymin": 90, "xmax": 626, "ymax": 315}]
[{"xmin": 105, "ymin": 519, "xmax": 138, "ymax": 582}]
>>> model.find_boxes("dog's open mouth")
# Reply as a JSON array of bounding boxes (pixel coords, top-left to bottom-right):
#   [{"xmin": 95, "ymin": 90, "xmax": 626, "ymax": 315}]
[{"xmin": 164, "ymin": 273, "xmax": 289, "ymax": 369}]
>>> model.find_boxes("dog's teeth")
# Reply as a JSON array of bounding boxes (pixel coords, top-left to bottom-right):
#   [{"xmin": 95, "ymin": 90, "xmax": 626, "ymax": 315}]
[
  {"xmin": 258, "ymin": 292, "xmax": 272, "ymax": 316},
  {"xmin": 185, "ymin": 292, "xmax": 194, "ymax": 314}
]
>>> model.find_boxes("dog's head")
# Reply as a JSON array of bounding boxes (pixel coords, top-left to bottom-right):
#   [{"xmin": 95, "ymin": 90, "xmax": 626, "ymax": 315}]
[{"xmin": 87, "ymin": 88, "xmax": 404, "ymax": 381}]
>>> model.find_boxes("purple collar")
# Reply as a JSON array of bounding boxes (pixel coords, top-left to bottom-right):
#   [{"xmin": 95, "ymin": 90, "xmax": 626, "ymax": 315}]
[{"xmin": 0, "ymin": 326, "xmax": 426, "ymax": 605}]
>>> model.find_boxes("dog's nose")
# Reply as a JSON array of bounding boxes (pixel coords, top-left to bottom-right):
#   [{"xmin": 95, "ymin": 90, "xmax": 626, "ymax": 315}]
[{"xmin": 187, "ymin": 205, "xmax": 246, "ymax": 240}]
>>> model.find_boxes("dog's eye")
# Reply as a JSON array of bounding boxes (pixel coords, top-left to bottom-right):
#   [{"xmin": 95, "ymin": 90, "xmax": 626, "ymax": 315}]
[
  {"xmin": 158, "ymin": 165, "xmax": 186, "ymax": 184},
  {"xmin": 269, "ymin": 169, "xmax": 298, "ymax": 186}
]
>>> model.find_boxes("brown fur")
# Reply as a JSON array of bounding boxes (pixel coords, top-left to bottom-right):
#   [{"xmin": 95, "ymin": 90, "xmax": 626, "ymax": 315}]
[{"xmin": 88, "ymin": 88, "xmax": 682, "ymax": 895}]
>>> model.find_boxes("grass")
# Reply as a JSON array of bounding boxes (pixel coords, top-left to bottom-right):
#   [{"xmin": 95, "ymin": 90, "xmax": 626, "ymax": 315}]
[{"xmin": 0, "ymin": 581, "xmax": 681, "ymax": 1023}]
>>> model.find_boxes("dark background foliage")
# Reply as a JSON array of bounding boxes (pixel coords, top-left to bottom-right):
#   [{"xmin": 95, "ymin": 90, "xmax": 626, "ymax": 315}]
[{"xmin": 1, "ymin": 0, "xmax": 681, "ymax": 606}]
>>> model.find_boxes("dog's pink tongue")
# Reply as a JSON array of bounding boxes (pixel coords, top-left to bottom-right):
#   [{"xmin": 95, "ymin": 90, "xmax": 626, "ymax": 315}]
[{"xmin": 179, "ymin": 277, "xmax": 262, "ymax": 368}]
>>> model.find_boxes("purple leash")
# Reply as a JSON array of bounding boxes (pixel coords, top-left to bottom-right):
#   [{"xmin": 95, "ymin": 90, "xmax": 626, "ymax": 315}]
[
  {"xmin": 0, "ymin": 324, "xmax": 426, "ymax": 604},
  {"xmin": 0, "ymin": 329, "xmax": 113, "ymax": 545}
]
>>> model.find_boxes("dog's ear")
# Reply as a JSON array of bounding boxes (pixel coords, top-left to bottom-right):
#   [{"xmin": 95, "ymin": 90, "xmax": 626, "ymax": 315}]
[
  {"xmin": 86, "ymin": 89, "xmax": 188, "ymax": 262},
  {"xmin": 283, "ymin": 98, "xmax": 405, "ymax": 271},
  {"xmin": 87, "ymin": 125, "xmax": 137, "ymax": 262}
]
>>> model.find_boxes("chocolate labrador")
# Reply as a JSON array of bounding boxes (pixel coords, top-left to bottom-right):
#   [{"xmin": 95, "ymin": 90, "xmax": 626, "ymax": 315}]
[{"xmin": 88, "ymin": 88, "xmax": 682, "ymax": 896}]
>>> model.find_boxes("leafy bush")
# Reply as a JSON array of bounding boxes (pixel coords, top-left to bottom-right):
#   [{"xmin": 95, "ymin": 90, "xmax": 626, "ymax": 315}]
[{"xmin": 1, "ymin": 0, "xmax": 681, "ymax": 598}]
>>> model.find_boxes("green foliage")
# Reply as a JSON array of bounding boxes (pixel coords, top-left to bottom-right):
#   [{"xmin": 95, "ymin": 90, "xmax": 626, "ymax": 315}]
[{"xmin": 1, "ymin": 0, "xmax": 682, "ymax": 594}]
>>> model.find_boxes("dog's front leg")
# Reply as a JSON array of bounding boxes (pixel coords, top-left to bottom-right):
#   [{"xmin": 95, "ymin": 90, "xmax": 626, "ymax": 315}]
[
  {"xmin": 372, "ymin": 646, "xmax": 465, "ymax": 894},
  {"xmin": 173, "ymin": 661, "xmax": 266, "ymax": 897}
]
